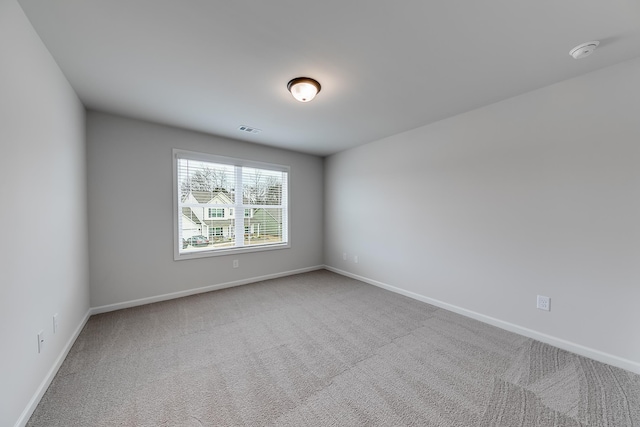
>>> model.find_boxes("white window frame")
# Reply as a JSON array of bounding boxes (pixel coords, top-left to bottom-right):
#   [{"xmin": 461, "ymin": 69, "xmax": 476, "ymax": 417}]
[
  {"xmin": 207, "ymin": 208, "xmax": 224, "ymax": 218},
  {"xmin": 209, "ymin": 226, "xmax": 224, "ymax": 237},
  {"xmin": 173, "ymin": 149, "xmax": 290, "ymax": 260}
]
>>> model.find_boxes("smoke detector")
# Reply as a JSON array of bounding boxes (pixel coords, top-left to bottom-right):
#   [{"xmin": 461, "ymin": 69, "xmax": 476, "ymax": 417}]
[{"xmin": 569, "ymin": 41, "xmax": 599, "ymax": 59}]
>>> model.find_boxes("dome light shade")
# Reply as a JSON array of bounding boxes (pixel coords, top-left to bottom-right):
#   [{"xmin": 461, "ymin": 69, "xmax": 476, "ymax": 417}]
[{"xmin": 287, "ymin": 77, "xmax": 321, "ymax": 102}]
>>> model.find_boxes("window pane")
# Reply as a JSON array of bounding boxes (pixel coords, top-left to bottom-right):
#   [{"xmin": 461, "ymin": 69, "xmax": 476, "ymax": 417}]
[
  {"xmin": 182, "ymin": 219, "xmax": 235, "ymax": 252},
  {"xmin": 178, "ymin": 159, "xmax": 235, "ymax": 204},
  {"xmin": 244, "ymin": 208, "xmax": 283, "ymax": 246},
  {"xmin": 242, "ymin": 167, "xmax": 284, "ymax": 206},
  {"xmin": 207, "ymin": 208, "xmax": 224, "ymax": 218}
]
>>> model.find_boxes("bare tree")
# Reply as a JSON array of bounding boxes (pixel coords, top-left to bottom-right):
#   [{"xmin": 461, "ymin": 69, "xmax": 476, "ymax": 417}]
[
  {"xmin": 181, "ymin": 167, "xmax": 232, "ymax": 197},
  {"xmin": 181, "ymin": 166, "xmax": 281, "ymax": 205},
  {"xmin": 243, "ymin": 171, "xmax": 281, "ymax": 205}
]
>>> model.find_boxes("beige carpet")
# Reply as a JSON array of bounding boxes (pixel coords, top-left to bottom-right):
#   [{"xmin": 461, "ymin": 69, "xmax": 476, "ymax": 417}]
[{"xmin": 27, "ymin": 270, "xmax": 640, "ymax": 426}]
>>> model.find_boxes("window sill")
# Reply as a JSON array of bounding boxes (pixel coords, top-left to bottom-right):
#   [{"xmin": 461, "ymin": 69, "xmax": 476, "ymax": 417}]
[{"xmin": 174, "ymin": 242, "xmax": 290, "ymax": 261}]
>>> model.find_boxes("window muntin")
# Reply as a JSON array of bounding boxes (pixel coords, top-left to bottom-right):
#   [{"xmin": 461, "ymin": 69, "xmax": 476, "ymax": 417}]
[
  {"xmin": 208, "ymin": 208, "xmax": 224, "ymax": 218},
  {"xmin": 174, "ymin": 150, "xmax": 289, "ymax": 259},
  {"xmin": 209, "ymin": 227, "xmax": 224, "ymax": 237}
]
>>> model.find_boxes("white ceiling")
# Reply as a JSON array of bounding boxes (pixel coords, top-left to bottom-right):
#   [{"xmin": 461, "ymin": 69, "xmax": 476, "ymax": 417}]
[{"xmin": 17, "ymin": 0, "xmax": 640, "ymax": 156}]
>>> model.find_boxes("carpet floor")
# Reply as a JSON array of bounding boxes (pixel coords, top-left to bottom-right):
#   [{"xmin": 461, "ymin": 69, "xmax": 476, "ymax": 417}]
[{"xmin": 27, "ymin": 270, "xmax": 640, "ymax": 426}]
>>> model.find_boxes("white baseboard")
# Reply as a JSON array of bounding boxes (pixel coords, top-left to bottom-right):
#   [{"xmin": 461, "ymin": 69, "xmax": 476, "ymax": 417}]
[
  {"xmin": 14, "ymin": 309, "xmax": 91, "ymax": 427},
  {"xmin": 16, "ymin": 264, "xmax": 636, "ymax": 427},
  {"xmin": 325, "ymin": 265, "xmax": 640, "ymax": 375},
  {"xmin": 15, "ymin": 265, "xmax": 323, "ymax": 426},
  {"xmin": 90, "ymin": 265, "xmax": 325, "ymax": 315}
]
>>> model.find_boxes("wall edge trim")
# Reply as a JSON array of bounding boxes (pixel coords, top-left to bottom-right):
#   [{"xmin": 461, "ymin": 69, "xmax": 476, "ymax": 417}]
[
  {"xmin": 15, "ymin": 308, "xmax": 91, "ymax": 427},
  {"xmin": 90, "ymin": 265, "xmax": 325, "ymax": 315},
  {"xmin": 325, "ymin": 265, "xmax": 640, "ymax": 375}
]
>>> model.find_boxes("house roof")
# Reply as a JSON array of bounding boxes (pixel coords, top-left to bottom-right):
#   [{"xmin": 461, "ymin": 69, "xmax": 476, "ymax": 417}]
[{"xmin": 182, "ymin": 190, "xmax": 233, "ymax": 205}]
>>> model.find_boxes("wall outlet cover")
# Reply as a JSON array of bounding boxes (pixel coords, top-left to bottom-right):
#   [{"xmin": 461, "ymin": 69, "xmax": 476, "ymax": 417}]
[
  {"xmin": 37, "ymin": 330, "xmax": 45, "ymax": 353},
  {"xmin": 537, "ymin": 295, "xmax": 551, "ymax": 311}
]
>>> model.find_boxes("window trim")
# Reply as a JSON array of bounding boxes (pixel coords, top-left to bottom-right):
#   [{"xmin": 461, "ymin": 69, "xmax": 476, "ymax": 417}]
[
  {"xmin": 173, "ymin": 149, "xmax": 290, "ymax": 261},
  {"xmin": 209, "ymin": 226, "xmax": 224, "ymax": 238},
  {"xmin": 207, "ymin": 208, "xmax": 225, "ymax": 218}
]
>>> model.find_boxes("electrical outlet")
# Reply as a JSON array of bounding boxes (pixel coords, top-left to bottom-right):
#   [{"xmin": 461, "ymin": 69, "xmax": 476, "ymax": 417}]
[
  {"xmin": 537, "ymin": 295, "xmax": 550, "ymax": 311},
  {"xmin": 53, "ymin": 313, "xmax": 59, "ymax": 334},
  {"xmin": 37, "ymin": 330, "xmax": 45, "ymax": 353},
  {"xmin": 233, "ymin": 259, "xmax": 239, "ymax": 268},
  {"xmin": 343, "ymin": 252, "xmax": 347, "ymax": 260},
  {"xmin": 354, "ymin": 255, "xmax": 358, "ymax": 264}
]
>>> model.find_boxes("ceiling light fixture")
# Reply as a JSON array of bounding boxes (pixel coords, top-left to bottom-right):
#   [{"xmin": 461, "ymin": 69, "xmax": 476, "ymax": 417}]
[
  {"xmin": 569, "ymin": 41, "xmax": 599, "ymax": 59},
  {"xmin": 287, "ymin": 77, "xmax": 321, "ymax": 103}
]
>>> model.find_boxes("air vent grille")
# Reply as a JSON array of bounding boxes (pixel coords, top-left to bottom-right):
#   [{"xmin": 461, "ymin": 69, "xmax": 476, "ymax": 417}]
[{"xmin": 238, "ymin": 125, "xmax": 261, "ymax": 134}]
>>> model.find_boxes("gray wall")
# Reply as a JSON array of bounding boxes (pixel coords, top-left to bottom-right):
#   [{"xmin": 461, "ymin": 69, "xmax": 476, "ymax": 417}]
[
  {"xmin": 0, "ymin": 1, "xmax": 89, "ymax": 426},
  {"xmin": 87, "ymin": 112, "xmax": 324, "ymax": 308},
  {"xmin": 325, "ymin": 58, "xmax": 640, "ymax": 371}
]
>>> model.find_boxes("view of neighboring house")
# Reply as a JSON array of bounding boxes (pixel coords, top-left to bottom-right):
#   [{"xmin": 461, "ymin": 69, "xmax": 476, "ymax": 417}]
[{"xmin": 181, "ymin": 190, "xmax": 282, "ymax": 246}]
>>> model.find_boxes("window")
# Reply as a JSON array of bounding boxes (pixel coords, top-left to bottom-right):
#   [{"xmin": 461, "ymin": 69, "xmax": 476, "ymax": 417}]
[
  {"xmin": 209, "ymin": 227, "xmax": 224, "ymax": 238},
  {"xmin": 208, "ymin": 208, "xmax": 224, "ymax": 218},
  {"xmin": 174, "ymin": 149, "xmax": 289, "ymax": 259}
]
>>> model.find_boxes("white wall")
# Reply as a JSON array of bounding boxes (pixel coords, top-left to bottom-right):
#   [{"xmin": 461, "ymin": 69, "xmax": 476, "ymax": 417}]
[
  {"xmin": 325, "ymin": 57, "xmax": 640, "ymax": 373},
  {"xmin": 0, "ymin": 1, "xmax": 89, "ymax": 426},
  {"xmin": 87, "ymin": 112, "xmax": 324, "ymax": 308}
]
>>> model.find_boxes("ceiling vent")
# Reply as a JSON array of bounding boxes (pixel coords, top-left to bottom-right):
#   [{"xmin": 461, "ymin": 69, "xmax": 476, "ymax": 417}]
[{"xmin": 238, "ymin": 125, "xmax": 261, "ymax": 134}]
